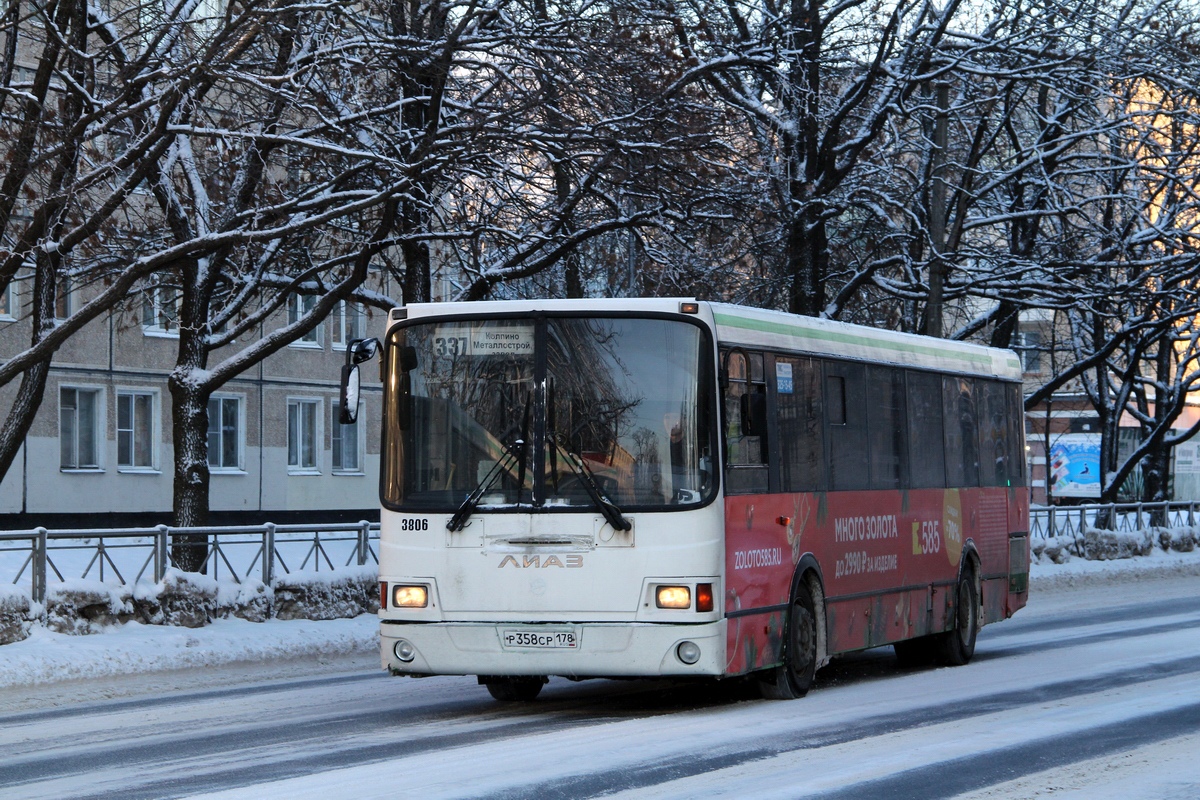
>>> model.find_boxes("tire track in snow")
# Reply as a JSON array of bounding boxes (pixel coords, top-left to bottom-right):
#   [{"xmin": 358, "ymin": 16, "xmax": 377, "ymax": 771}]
[
  {"xmin": 472, "ymin": 656, "xmax": 1200, "ymax": 800},
  {"xmin": 0, "ymin": 670, "xmax": 387, "ymax": 726},
  {"xmin": 812, "ymin": 700, "xmax": 1200, "ymax": 800}
]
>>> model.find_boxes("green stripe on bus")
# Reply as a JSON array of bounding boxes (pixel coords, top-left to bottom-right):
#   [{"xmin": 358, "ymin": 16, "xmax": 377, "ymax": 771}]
[{"xmin": 713, "ymin": 312, "xmax": 996, "ymax": 371}]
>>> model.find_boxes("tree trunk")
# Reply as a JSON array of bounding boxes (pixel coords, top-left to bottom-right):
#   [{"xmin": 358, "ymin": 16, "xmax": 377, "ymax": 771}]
[
  {"xmin": 0, "ymin": 255, "xmax": 57, "ymax": 480},
  {"xmin": 1142, "ymin": 330, "xmax": 1175, "ymax": 524},
  {"xmin": 989, "ymin": 300, "xmax": 1020, "ymax": 349},
  {"xmin": 787, "ymin": 207, "xmax": 828, "ymax": 317},
  {"xmin": 0, "ymin": 0, "xmax": 78, "ymax": 484},
  {"xmin": 168, "ymin": 307, "xmax": 213, "ymax": 570},
  {"xmin": 923, "ymin": 81, "xmax": 950, "ymax": 338},
  {"xmin": 401, "ymin": 233, "xmax": 432, "ymax": 304}
]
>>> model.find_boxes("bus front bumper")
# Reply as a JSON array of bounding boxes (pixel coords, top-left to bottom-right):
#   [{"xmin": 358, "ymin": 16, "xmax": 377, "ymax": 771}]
[{"xmin": 380, "ymin": 619, "xmax": 727, "ymax": 678}]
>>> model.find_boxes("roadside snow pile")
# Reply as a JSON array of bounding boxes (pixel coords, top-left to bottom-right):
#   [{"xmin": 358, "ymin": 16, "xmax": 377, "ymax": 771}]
[
  {"xmin": 274, "ymin": 566, "xmax": 378, "ymax": 621},
  {"xmin": 1027, "ymin": 534, "xmax": 1200, "ymax": 592},
  {"xmin": 1, "ymin": 566, "xmax": 378, "ymax": 648},
  {"xmin": 1156, "ymin": 526, "xmax": 1197, "ymax": 552},
  {"xmin": 0, "ymin": 584, "xmax": 37, "ymax": 645},
  {"xmin": 1031, "ymin": 524, "xmax": 1200, "ymax": 565},
  {"xmin": 0, "ymin": 614, "xmax": 380, "ymax": 689},
  {"xmin": 45, "ymin": 580, "xmax": 136, "ymax": 635}
]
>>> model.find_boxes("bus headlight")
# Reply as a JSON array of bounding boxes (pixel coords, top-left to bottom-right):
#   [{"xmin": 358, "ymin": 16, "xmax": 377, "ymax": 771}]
[
  {"xmin": 392, "ymin": 585, "xmax": 429, "ymax": 608},
  {"xmin": 394, "ymin": 639, "xmax": 417, "ymax": 662},
  {"xmin": 676, "ymin": 641, "xmax": 701, "ymax": 664},
  {"xmin": 656, "ymin": 586, "xmax": 690, "ymax": 609}
]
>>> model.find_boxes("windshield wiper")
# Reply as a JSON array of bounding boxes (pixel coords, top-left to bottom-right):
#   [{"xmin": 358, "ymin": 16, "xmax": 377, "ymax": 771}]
[
  {"xmin": 554, "ymin": 442, "xmax": 632, "ymax": 532},
  {"xmin": 447, "ymin": 394, "xmax": 532, "ymax": 533}
]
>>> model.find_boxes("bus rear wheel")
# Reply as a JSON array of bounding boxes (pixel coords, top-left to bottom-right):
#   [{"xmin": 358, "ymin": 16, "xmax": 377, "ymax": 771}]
[
  {"xmin": 481, "ymin": 676, "xmax": 546, "ymax": 701},
  {"xmin": 937, "ymin": 568, "xmax": 979, "ymax": 666},
  {"xmin": 759, "ymin": 581, "xmax": 818, "ymax": 700}
]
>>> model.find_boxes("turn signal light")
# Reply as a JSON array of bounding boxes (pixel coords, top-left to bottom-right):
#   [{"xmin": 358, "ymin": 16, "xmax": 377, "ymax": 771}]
[
  {"xmin": 656, "ymin": 585, "xmax": 691, "ymax": 609},
  {"xmin": 379, "ymin": 581, "xmax": 388, "ymax": 610},
  {"xmin": 696, "ymin": 583, "xmax": 714, "ymax": 612},
  {"xmin": 392, "ymin": 585, "xmax": 429, "ymax": 608}
]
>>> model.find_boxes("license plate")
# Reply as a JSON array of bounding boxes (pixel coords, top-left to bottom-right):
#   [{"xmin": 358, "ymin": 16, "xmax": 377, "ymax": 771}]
[{"xmin": 500, "ymin": 628, "xmax": 579, "ymax": 649}]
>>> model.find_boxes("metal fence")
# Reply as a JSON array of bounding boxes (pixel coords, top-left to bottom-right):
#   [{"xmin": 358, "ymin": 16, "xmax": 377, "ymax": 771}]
[
  {"xmin": 1030, "ymin": 501, "xmax": 1200, "ymax": 539},
  {"xmin": 1, "ymin": 521, "xmax": 380, "ymax": 604},
  {"xmin": 6, "ymin": 505, "xmax": 1193, "ymax": 604}
]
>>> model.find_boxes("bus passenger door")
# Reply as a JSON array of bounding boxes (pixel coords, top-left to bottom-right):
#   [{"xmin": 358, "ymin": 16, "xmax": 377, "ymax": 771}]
[{"xmin": 722, "ymin": 349, "xmax": 788, "ymax": 673}]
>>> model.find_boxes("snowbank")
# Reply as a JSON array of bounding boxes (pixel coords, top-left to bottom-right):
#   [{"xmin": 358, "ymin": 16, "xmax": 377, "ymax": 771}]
[
  {"xmin": 0, "ymin": 584, "xmax": 36, "ymax": 646},
  {"xmin": 0, "ymin": 614, "xmax": 379, "ymax": 689},
  {"xmin": 1030, "ymin": 539, "xmax": 1200, "ymax": 591},
  {"xmin": 2, "ymin": 566, "xmax": 378, "ymax": 648}
]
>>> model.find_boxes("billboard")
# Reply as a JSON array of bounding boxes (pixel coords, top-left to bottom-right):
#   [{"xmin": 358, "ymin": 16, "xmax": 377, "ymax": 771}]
[{"xmin": 1048, "ymin": 434, "xmax": 1101, "ymax": 499}]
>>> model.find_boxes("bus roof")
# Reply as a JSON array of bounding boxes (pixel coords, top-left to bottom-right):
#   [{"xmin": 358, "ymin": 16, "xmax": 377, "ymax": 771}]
[
  {"xmin": 710, "ymin": 302, "xmax": 1023, "ymax": 381},
  {"xmin": 391, "ymin": 298, "xmax": 1023, "ymax": 381}
]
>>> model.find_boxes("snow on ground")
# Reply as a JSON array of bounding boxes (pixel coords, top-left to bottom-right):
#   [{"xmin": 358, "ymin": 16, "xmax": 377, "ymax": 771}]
[
  {"xmin": 1028, "ymin": 543, "xmax": 1200, "ymax": 590},
  {"xmin": 0, "ymin": 614, "xmax": 380, "ymax": 693},
  {"xmin": 955, "ymin": 730, "xmax": 1200, "ymax": 800},
  {"xmin": 0, "ymin": 547, "xmax": 1196, "ymax": 696}
]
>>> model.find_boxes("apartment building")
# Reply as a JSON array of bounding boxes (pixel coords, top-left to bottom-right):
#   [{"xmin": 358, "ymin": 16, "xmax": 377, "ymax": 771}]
[{"xmin": 0, "ymin": 281, "xmax": 388, "ymax": 528}]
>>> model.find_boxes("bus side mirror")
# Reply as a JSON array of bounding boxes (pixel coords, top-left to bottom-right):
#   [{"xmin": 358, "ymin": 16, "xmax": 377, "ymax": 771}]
[
  {"xmin": 339, "ymin": 363, "xmax": 361, "ymax": 425},
  {"xmin": 340, "ymin": 338, "xmax": 381, "ymax": 425},
  {"xmin": 348, "ymin": 337, "xmax": 381, "ymax": 365}
]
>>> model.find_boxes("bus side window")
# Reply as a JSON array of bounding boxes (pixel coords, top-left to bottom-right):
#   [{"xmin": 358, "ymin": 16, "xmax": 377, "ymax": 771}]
[
  {"xmin": 979, "ymin": 380, "xmax": 1010, "ymax": 487},
  {"xmin": 1007, "ymin": 383, "xmax": 1026, "ymax": 483},
  {"xmin": 944, "ymin": 377, "xmax": 980, "ymax": 487},
  {"xmin": 777, "ymin": 356, "xmax": 825, "ymax": 492},
  {"xmin": 867, "ymin": 366, "xmax": 906, "ymax": 490},
  {"xmin": 723, "ymin": 349, "xmax": 769, "ymax": 494},
  {"xmin": 906, "ymin": 370, "xmax": 946, "ymax": 489},
  {"xmin": 826, "ymin": 361, "xmax": 868, "ymax": 491}
]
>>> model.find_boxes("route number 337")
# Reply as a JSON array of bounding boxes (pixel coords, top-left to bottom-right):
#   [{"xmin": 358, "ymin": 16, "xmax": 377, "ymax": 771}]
[{"xmin": 433, "ymin": 336, "xmax": 469, "ymax": 357}]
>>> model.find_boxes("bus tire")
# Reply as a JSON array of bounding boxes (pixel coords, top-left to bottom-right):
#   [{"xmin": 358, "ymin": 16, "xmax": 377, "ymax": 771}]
[
  {"xmin": 937, "ymin": 567, "xmax": 979, "ymax": 666},
  {"xmin": 758, "ymin": 579, "xmax": 818, "ymax": 700},
  {"xmin": 482, "ymin": 676, "xmax": 546, "ymax": 701}
]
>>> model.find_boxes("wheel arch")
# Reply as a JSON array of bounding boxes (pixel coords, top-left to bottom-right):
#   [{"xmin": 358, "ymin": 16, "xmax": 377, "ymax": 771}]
[
  {"xmin": 958, "ymin": 539, "xmax": 983, "ymax": 629},
  {"xmin": 792, "ymin": 553, "xmax": 830, "ymax": 671}
]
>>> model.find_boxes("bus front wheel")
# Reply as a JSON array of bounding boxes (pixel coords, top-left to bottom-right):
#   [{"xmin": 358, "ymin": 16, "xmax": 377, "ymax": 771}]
[
  {"xmin": 481, "ymin": 676, "xmax": 546, "ymax": 701},
  {"xmin": 937, "ymin": 568, "xmax": 979, "ymax": 666},
  {"xmin": 758, "ymin": 580, "xmax": 818, "ymax": 700}
]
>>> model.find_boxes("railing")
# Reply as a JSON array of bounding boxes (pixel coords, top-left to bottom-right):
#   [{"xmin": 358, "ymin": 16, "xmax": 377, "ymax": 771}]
[
  {"xmin": 0, "ymin": 521, "xmax": 379, "ymax": 604},
  {"xmin": 1030, "ymin": 501, "xmax": 1199, "ymax": 539}
]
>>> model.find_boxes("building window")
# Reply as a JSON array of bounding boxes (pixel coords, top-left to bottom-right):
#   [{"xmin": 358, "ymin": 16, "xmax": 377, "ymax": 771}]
[
  {"xmin": 288, "ymin": 294, "xmax": 321, "ymax": 346},
  {"xmin": 333, "ymin": 301, "xmax": 365, "ymax": 348},
  {"xmin": 288, "ymin": 398, "xmax": 320, "ymax": 472},
  {"xmin": 142, "ymin": 283, "xmax": 182, "ymax": 334},
  {"xmin": 193, "ymin": 0, "xmax": 225, "ymax": 34},
  {"xmin": 207, "ymin": 395, "xmax": 242, "ymax": 470},
  {"xmin": 0, "ymin": 279, "xmax": 12, "ymax": 319},
  {"xmin": 117, "ymin": 391, "xmax": 156, "ymax": 469},
  {"xmin": 332, "ymin": 402, "xmax": 360, "ymax": 472},
  {"xmin": 60, "ymin": 387, "xmax": 101, "ymax": 469},
  {"xmin": 1015, "ymin": 331, "xmax": 1043, "ymax": 373},
  {"xmin": 55, "ymin": 274, "xmax": 73, "ymax": 319}
]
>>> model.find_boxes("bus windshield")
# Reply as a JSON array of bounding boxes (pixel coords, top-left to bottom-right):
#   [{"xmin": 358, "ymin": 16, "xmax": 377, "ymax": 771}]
[{"xmin": 382, "ymin": 315, "xmax": 715, "ymax": 513}]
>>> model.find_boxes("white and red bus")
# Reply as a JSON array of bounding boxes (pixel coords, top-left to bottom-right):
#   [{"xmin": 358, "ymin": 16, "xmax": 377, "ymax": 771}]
[{"xmin": 341, "ymin": 298, "xmax": 1029, "ymax": 700}]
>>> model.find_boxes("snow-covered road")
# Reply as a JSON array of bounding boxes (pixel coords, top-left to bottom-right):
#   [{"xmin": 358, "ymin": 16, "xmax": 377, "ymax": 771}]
[{"xmin": 1, "ymin": 567, "xmax": 1198, "ymax": 799}]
